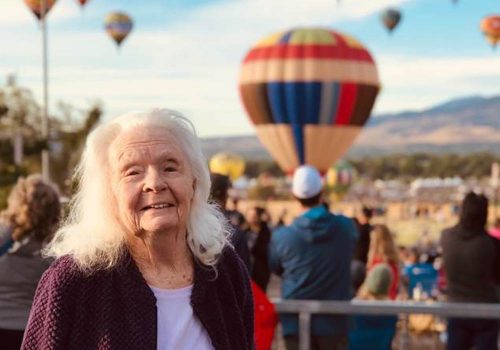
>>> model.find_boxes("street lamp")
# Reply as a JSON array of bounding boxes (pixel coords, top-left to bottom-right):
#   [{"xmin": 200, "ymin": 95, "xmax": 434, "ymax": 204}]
[{"xmin": 24, "ymin": 0, "xmax": 55, "ymax": 181}]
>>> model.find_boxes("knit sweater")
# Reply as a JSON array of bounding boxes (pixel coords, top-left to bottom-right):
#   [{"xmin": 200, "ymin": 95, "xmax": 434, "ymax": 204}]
[{"xmin": 21, "ymin": 247, "xmax": 254, "ymax": 350}]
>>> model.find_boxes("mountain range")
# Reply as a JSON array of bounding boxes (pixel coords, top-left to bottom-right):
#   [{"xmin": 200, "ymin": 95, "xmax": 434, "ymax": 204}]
[{"xmin": 201, "ymin": 95, "xmax": 500, "ymax": 159}]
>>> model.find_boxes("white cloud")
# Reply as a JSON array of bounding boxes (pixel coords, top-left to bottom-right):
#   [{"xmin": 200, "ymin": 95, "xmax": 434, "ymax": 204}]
[
  {"xmin": 374, "ymin": 55, "xmax": 500, "ymax": 113},
  {"xmin": 3, "ymin": 0, "xmax": 498, "ymax": 137}
]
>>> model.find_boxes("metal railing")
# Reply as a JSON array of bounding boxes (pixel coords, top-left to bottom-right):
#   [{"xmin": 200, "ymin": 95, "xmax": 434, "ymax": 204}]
[{"xmin": 272, "ymin": 299, "xmax": 500, "ymax": 350}]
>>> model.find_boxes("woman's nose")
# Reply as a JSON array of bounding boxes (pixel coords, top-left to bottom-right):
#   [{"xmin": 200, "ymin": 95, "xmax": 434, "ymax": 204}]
[{"xmin": 143, "ymin": 168, "xmax": 167, "ymax": 193}]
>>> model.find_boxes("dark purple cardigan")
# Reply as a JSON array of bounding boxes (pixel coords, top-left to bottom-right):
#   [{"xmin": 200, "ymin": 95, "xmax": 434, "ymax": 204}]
[{"xmin": 21, "ymin": 247, "xmax": 254, "ymax": 350}]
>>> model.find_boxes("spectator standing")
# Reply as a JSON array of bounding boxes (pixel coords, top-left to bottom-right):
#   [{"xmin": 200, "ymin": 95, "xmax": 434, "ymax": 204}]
[
  {"xmin": 349, "ymin": 263, "xmax": 398, "ymax": 350},
  {"xmin": 246, "ymin": 206, "xmax": 272, "ymax": 292},
  {"xmin": 269, "ymin": 165, "xmax": 357, "ymax": 350},
  {"xmin": 441, "ymin": 192, "xmax": 500, "ymax": 350},
  {"xmin": 210, "ymin": 173, "xmax": 251, "ymax": 272},
  {"xmin": 366, "ymin": 225, "xmax": 400, "ymax": 300},
  {"xmin": 0, "ymin": 175, "xmax": 61, "ymax": 350}
]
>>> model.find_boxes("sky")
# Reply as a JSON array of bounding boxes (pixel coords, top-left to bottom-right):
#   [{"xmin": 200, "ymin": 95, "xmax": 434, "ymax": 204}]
[{"xmin": 0, "ymin": 0, "xmax": 499, "ymax": 137}]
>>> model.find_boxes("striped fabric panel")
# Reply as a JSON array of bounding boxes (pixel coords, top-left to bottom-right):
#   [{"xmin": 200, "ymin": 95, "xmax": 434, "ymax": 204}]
[
  {"xmin": 319, "ymin": 82, "xmax": 340, "ymax": 125},
  {"xmin": 304, "ymin": 125, "xmax": 362, "ymax": 173},
  {"xmin": 349, "ymin": 85, "xmax": 380, "ymax": 126},
  {"xmin": 240, "ymin": 59, "xmax": 379, "ymax": 85},
  {"xmin": 334, "ymin": 83, "xmax": 358, "ymax": 125},
  {"xmin": 239, "ymin": 84, "xmax": 273, "ymax": 124},
  {"xmin": 267, "ymin": 82, "xmax": 323, "ymax": 125},
  {"xmin": 243, "ymin": 45, "xmax": 374, "ymax": 63}
]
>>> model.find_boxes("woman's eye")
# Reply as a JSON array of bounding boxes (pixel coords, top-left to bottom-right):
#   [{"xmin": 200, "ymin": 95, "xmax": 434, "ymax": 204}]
[
  {"xmin": 164, "ymin": 166, "xmax": 177, "ymax": 172},
  {"xmin": 125, "ymin": 170, "xmax": 139, "ymax": 177}
]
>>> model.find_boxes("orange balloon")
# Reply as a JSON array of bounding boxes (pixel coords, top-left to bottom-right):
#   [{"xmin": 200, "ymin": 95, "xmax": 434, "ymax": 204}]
[
  {"xmin": 481, "ymin": 15, "xmax": 500, "ymax": 48},
  {"xmin": 24, "ymin": 0, "xmax": 57, "ymax": 20}
]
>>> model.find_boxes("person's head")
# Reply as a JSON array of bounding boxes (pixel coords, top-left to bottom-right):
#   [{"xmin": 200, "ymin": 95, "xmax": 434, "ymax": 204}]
[
  {"xmin": 368, "ymin": 224, "xmax": 399, "ymax": 266},
  {"xmin": 459, "ymin": 192, "xmax": 488, "ymax": 230},
  {"xmin": 45, "ymin": 109, "xmax": 229, "ymax": 271},
  {"xmin": 292, "ymin": 165, "xmax": 323, "ymax": 208},
  {"xmin": 360, "ymin": 206, "xmax": 373, "ymax": 224},
  {"xmin": 1, "ymin": 174, "xmax": 60, "ymax": 243},
  {"xmin": 247, "ymin": 206, "xmax": 265, "ymax": 226},
  {"xmin": 405, "ymin": 246, "xmax": 420, "ymax": 265},
  {"xmin": 231, "ymin": 197, "xmax": 239, "ymax": 209},
  {"xmin": 209, "ymin": 173, "xmax": 231, "ymax": 209},
  {"xmin": 357, "ymin": 263, "xmax": 393, "ymax": 300}
]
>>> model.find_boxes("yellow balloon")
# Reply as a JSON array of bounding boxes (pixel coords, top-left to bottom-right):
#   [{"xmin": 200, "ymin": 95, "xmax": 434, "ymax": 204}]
[{"xmin": 209, "ymin": 153, "xmax": 245, "ymax": 181}]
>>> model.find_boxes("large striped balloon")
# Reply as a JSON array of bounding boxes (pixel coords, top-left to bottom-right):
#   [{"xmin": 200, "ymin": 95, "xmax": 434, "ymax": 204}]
[{"xmin": 239, "ymin": 28, "xmax": 380, "ymax": 174}]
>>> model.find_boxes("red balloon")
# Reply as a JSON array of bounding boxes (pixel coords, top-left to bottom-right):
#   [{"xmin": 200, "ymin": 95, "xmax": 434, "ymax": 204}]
[
  {"xmin": 76, "ymin": 0, "xmax": 89, "ymax": 7},
  {"xmin": 24, "ymin": 0, "xmax": 57, "ymax": 20}
]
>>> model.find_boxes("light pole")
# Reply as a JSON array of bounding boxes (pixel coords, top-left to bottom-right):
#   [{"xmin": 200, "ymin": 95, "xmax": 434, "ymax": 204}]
[{"xmin": 40, "ymin": 0, "xmax": 50, "ymax": 182}]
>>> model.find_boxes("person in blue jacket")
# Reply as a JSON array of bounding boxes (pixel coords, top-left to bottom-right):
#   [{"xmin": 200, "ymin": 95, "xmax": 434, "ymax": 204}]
[
  {"xmin": 349, "ymin": 263, "xmax": 398, "ymax": 350},
  {"xmin": 269, "ymin": 165, "xmax": 357, "ymax": 350}
]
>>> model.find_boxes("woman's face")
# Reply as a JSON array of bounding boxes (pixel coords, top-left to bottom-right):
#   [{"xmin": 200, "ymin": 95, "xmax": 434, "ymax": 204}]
[{"xmin": 109, "ymin": 126, "xmax": 196, "ymax": 237}]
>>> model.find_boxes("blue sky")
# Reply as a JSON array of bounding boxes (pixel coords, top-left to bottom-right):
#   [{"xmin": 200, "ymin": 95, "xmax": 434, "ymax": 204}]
[{"xmin": 0, "ymin": 0, "xmax": 499, "ymax": 137}]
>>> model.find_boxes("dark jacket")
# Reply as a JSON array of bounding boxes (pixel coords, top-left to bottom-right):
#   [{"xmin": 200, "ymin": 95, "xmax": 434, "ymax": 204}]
[
  {"xmin": 0, "ymin": 228, "xmax": 52, "ymax": 331},
  {"xmin": 353, "ymin": 222, "xmax": 371, "ymax": 264},
  {"xmin": 440, "ymin": 224, "xmax": 500, "ymax": 303},
  {"xmin": 223, "ymin": 210, "xmax": 251, "ymax": 272},
  {"xmin": 22, "ymin": 247, "xmax": 254, "ymax": 350},
  {"xmin": 269, "ymin": 205, "xmax": 357, "ymax": 336},
  {"xmin": 250, "ymin": 222, "xmax": 272, "ymax": 292}
]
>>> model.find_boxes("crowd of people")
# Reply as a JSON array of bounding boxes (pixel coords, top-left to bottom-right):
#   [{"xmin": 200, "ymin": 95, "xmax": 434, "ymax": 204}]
[{"xmin": 0, "ymin": 109, "xmax": 498, "ymax": 350}]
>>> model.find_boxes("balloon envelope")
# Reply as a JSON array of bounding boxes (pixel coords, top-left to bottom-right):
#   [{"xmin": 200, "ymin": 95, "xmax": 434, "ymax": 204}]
[
  {"xmin": 380, "ymin": 8, "xmax": 402, "ymax": 33},
  {"xmin": 24, "ymin": 0, "xmax": 57, "ymax": 20},
  {"xmin": 481, "ymin": 15, "xmax": 500, "ymax": 48},
  {"xmin": 326, "ymin": 160, "xmax": 355, "ymax": 188},
  {"xmin": 76, "ymin": 0, "xmax": 89, "ymax": 7},
  {"xmin": 104, "ymin": 12, "xmax": 133, "ymax": 47},
  {"xmin": 209, "ymin": 153, "xmax": 246, "ymax": 181},
  {"xmin": 239, "ymin": 27, "xmax": 380, "ymax": 174}
]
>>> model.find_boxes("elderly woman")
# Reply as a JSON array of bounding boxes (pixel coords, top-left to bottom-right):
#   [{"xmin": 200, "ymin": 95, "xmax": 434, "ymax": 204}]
[
  {"xmin": 0, "ymin": 175, "xmax": 61, "ymax": 350},
  {"xmin": 22, "ymin": 109, "xmax": 254, "ymax": 350}
]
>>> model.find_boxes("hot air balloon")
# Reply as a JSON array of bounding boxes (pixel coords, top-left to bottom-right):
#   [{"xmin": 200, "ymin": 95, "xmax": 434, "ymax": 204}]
[
  {"xmin": 239, "ymin": 28, "xmax": 380, "ymax": 174},
  {"xmin": 24, "ymin": 0, "xmax": 57, "ymax": 20},
  {"xmin": 326, "ymin": 160, "xmax": 356, "ymax": 201},
  {"xmin": 76, "ymin": 0, "xmax": 89, "ymax": 8},
  {"xmin": 326, "ymin": 160, "xmax": 355, "ymax": 188},
  {"xmin": 209, "ymin": 152, "xmax": 246, "ymax": 181},
  {"xmin": 380, "ymin": 8, "xmax": 402, "ymax": 34},
  {"xmin": 481, "ymin": 15, "xmax": 500, "ymax": 49},
  {"xmin": 104, "ymin": 12, "xmax": 133, "ymax": 48}
]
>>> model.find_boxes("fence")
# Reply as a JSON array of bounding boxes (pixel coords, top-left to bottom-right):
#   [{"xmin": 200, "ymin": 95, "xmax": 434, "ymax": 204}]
[{"xmin": 272, "ymin": 299, "xmax": 500, "ymax": 350}]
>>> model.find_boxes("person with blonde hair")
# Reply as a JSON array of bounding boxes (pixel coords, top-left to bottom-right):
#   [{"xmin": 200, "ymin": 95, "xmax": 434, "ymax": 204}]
[
  {"xmin": 22, "ymin": 109, "xmax": 254, "ymax": 350},
  {"xmin": 366, "ymin": 224, "xmax": 399, "ymax": 299},
  {"xmin": 0, "ymin": 175, "xmax": 61, "ymax": 350}
]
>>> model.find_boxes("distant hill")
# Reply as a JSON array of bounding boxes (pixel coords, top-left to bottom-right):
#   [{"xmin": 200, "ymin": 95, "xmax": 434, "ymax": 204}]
[{"xmin": 201, "ymin": 95, "xmax": 500, "ymax": 159}]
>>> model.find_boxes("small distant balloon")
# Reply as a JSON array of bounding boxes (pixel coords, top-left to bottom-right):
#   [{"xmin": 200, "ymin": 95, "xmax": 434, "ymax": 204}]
[
  {"xmin": 481, "ymin": 15, "xmax": 500, "ymax": 49},
  {"xmin": 326, "ymin": 160, "xmax": 355, "ymax": 188},
  {"xmin": 209, "ymin": 153, "xmax": 246, "ymax": 181},
  {"xmin": 104, "ymin": 12, "xmax": 133, "ymax": 48},
  {"xmin": 76, "ymin": 0, "xmax": 89, "ymax": 8},
  {"xmin": 380, "ymin": 8, "xmax": 402, "ymax": 34},
  {"xmin": 24, "ymin": 0, "xmax": 58, "ymax": 20}
]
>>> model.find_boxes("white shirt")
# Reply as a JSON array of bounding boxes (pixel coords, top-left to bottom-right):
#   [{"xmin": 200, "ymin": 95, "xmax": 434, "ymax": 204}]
[{"xmin": 150, "ymin": 284, "xmax": 214, "ymax": 350}]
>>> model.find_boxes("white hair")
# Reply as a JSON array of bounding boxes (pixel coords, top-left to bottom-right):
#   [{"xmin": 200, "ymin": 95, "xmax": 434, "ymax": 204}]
[{"xmin": 45, "ymin": 109, "xmax": 230, "ymax": 272}]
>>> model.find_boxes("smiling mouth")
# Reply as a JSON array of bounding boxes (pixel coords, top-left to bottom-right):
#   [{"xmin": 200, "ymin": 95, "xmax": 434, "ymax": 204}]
[{"xmin": 142, "ymin": 203, "xmax": 175, "ymax": 211}]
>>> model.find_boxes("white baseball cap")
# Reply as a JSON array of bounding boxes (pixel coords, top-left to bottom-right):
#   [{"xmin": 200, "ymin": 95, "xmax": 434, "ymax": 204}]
[{"xmin": 292, "ymin": 165, "xmax": 323, "ymax": 199}]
